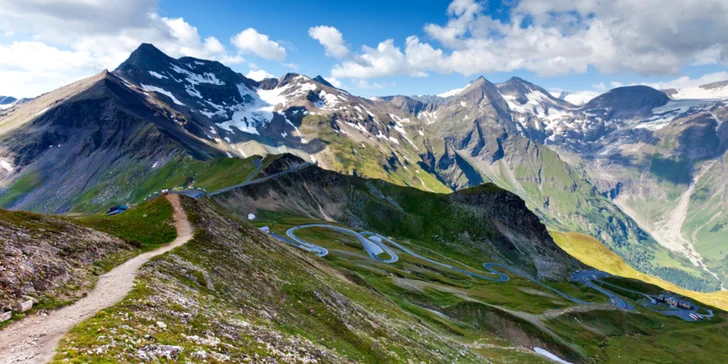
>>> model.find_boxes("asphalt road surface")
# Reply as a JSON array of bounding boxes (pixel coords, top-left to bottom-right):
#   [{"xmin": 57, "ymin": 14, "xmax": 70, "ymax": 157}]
[{"xmin": 270, "ymin": 224, "xmax": 711, "ymax": 320}]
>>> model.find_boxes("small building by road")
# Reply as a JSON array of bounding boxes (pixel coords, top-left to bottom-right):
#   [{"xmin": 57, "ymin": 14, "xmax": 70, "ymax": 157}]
[{"xmin": 106, "ymin": 205, "xmax": 129, "ymax": 216}]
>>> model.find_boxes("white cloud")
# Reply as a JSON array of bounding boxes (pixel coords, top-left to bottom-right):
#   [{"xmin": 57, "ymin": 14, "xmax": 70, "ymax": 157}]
[
  {"xmin": 329, "ymin": 0, "xmax": 728, "ymax": 79},
  {"xmin": 332, "ymin": 38, "xmax": 429, "ymax": 79},
  {"xmin": 549, "ymin": 88, "xmax": 600, "ymax": 105},
  {"xmin": 0, "ymin": 0, "xmax": 243, "ymax": 97},
  {"xmin": 282, "ymin": 62, "xmax": 298, "ymax": 70},
  {"xmin": 354, "ymin": 79, "xmax": 394, "ymax": 90},
  {"xmin": 640, "ymin": 72, "xmax": 728, "ymax": 90},
  {"xmin": 326, "ymin": 77, "xmax": 343, "ymax": 88},
  {"xmin": 308, "ymin": 25, "xmax": 348, "ymax": 59},
  {"xmin": 246, "ymin": 69, "xmax": 275, "ymax": 81},
  {"xmin": 231, "ymin": 28, "xmax": 287, "ymax": 61}
]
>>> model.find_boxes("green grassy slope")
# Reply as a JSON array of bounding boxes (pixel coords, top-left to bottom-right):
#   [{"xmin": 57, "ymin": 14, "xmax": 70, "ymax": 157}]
[
  {"xmin": 70, "ymin": 155, "xmax": 263, "ymax": 213},
  {"xmin": 52, "ymin": 197, "xmax": 489, "ymax": 363},
  {"xmin": 478, "ymin": 140, "xmax": 719, "ymax": 292},
  {"xmin": 551, "ymin": 231, "xmax": 728, "ymax": 312},
  {"xmin": 28, "ymin": 191, "xmax": 728, "ymax": 363},
  {"xmin": 248, "ymin": 209, "xmax": 728, "ymax": 363},
  {"xmin": 215, "ymin": 163, "xmax": 581, "ymax": 280},
  {"xmin": 74, "ymin": 197, "xmax": 177, "ymax": 250}
]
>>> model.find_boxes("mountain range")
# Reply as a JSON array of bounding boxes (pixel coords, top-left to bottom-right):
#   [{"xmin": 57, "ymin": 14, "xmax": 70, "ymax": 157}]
[{"xmin": 1, "ymin": 43, "xmax": 727, "ymax": 294}]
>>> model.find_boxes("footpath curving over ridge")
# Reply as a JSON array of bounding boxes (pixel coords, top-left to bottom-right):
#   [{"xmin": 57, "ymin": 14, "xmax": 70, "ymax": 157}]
[{"xmin": 0, "ymin": 195, "xmax": 192, "ymax": 364}]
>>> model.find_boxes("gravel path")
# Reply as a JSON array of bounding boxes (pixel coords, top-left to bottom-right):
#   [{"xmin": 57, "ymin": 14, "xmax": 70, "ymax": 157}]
[{"xmin": 0, "ymin": 194, "xmax": 192, "ymax": 364}]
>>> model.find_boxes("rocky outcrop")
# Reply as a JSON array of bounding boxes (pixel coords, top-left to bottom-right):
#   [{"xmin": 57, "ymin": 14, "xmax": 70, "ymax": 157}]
[
  {"xmin": 0, "ymin": 209, "xmax": 132, "ymax": 310},
  {"xmin": 449, "ymin": 185, "xmax": 583, "ymax": 279}
]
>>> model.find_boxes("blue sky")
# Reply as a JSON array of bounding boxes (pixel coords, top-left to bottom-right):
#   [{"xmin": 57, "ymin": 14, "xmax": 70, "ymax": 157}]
[{"xmin": 1, "ymin": 0, "xmax": 727, "ymax": 99}]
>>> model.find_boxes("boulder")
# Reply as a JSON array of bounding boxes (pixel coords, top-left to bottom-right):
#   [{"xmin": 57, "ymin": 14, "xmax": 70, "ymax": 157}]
[
  {"xmin": 0, "ymin": 311, "xmax": 11, "ymax": 322},
  {"xmin": 14, "ymin": 299, "xmax": 33, "ymax": 313}
]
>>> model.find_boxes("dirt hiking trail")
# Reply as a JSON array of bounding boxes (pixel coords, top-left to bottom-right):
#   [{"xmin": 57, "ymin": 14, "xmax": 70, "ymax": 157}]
[{"xmin": 0, "ymin": 195, "xmax": 192, "ymax": 364}]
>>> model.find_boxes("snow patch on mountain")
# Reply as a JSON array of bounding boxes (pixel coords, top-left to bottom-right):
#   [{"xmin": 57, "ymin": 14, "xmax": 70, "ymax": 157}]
[
  {"xmin": 148, "ymin": 71, "xmax": 168, "ymax": 79},
  {"xmin": 185, "ymin": 85, "xmax": 202, "ymax": 99},
  {"xmin": 437, "ymin": 87, "xmax": 464, "ymax": 98},
  {"xmin": 634, "ymin": 100, "xmax": 715, "ymax": 130},
  {"xmin": 669, "ymin": 84, "xmax": 728, "ymax": 100},
  {"xmin": 170, "ymin": 64, "xmax": 224, "ymax": 85},
  {"xmin": 141, "ymin": 84, "xmax": 185, "ymax": 106},
  {"xmin": 279, "ymin": 111, "xmax": 307, "ymax": 143},
  {"xmin": 0, "ymin": 160, "xmax": 13, "ymax": 172},
  {"xmin": 419, "ymin": 110, "xmax": 439, "ymax": 124},
  {"xmin": 345, "ymin": 121, "xmax": 368, "ymax": 134},
  {"xmin": 216, "ymin": 84, "xmax": 273, "ymax": 135}
]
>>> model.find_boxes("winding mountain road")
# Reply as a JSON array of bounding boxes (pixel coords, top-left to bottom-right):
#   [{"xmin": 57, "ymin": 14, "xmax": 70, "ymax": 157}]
[
  {"xmin": 207, "ymin": 161, "xmax": 311, "ymax": 197},
  {"xmin": 363, "ymin": 232, "xmax": 507, "ymax": 282},
  {"xmin": 280, "ymin": 225, "xmax": 591, "ymax": 305},
  {"xmin": 571, "ymin": 271, "xmax": 633, "ymax": 310},
  {"xmin": 272, "ymin": 224, "xmax": 711, "ymax": 319},
  {"xmin": 0, "ymin": 194, "xmax": 192, "ymax": 364}
]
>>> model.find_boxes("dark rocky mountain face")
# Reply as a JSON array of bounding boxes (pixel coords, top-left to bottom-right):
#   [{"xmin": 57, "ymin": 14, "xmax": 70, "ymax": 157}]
[
  {"xmin": 0, "ymin": 71, "xmax": 221, "ymax": 213},
  {"xmin": 0, "ymin": 96, "xmax": 17, "ymax": 106},
  {"xmin": 581, "ymin": 85, "xmax": 670, "ymax": 121}
]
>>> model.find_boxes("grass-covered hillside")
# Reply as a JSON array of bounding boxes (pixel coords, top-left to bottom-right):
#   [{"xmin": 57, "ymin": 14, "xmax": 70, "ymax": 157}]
[
  {"xmin": 552, "ymin": 231, "xmax": 728, "ymax": 312},
  {"xmin": 70, "ymin": 154, "xmax": 269, "ymax": 213},
  {"xmin": 52, "ymin": 197, "xmax": 487, "ymax": 363},
  {"xmin": 214, "ymin": 157, "xmax": 582, "ymax": 280},
  {"xmin": 480, "ymin": 140, "xmax": 719, "ymax": 292},
  {"xmin": 53, "ymin": 196, "xmax": 728, "ymax": 363}
]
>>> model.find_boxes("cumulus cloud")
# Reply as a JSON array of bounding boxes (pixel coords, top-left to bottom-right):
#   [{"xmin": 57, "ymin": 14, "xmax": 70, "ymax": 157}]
[
  {"xmin": 0, "ymin": 0, "xmax": 244, "ymax": 97},
  {"xmin": 326, "ymin": 77, "xmax": 343, "ymax": 88},
  {"xmin": 640, "ymin": 72, "xmax": 728, "ymax": 90},
  {"xmin": 548, "ymin": 88, "xmax": 600, "ymax": 105},
  {"xmin": 245, "ymin": 69, "xmax": 275, "ymax": 81},
  {"xmin": 563, "ymin": 91, "xmax": 601, "ymax": 106},
  {"xmin": 308, "ymin": 25, "xmax": 348, "ymax": 59},
  {"xmin": 330, "ymin": 0, "xmax": 728, "ymax": 79},
  {"xmin": 231, "ymin": 28, "xmax": 287, "ymax": 61},
  {"xmin": 354, "ymin": 79, "xmax": 394, "ymax": 90}
]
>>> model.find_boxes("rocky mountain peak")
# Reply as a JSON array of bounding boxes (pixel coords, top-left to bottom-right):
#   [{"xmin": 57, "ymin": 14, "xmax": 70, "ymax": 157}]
[
  {"xmin": 457, "ymin": 76, "xmax": 499, "ymax": 99},
  {"xmin": 582, "ymin": 85, "xmax": 669, "ymax": 120},
  {"xmin": 118, "ymin": 43, "xmax": 175, "ymax": 72},
  {"xmin": 313, "ymin": 75, "xmax": 335, "ymax": 88}
]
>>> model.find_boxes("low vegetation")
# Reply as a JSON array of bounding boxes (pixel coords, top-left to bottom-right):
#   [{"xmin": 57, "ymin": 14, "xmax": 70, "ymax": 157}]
[
  {"xmin": 551, "ymin": 231, "xmax": 728, "ymax": 312},
  {"xmin": 74, "ymin": 197, "xmax": 177, "ymax": 250},
  {"xmin": 53, "ymin": 197, "xmax": 484, "ymax": 363}
]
